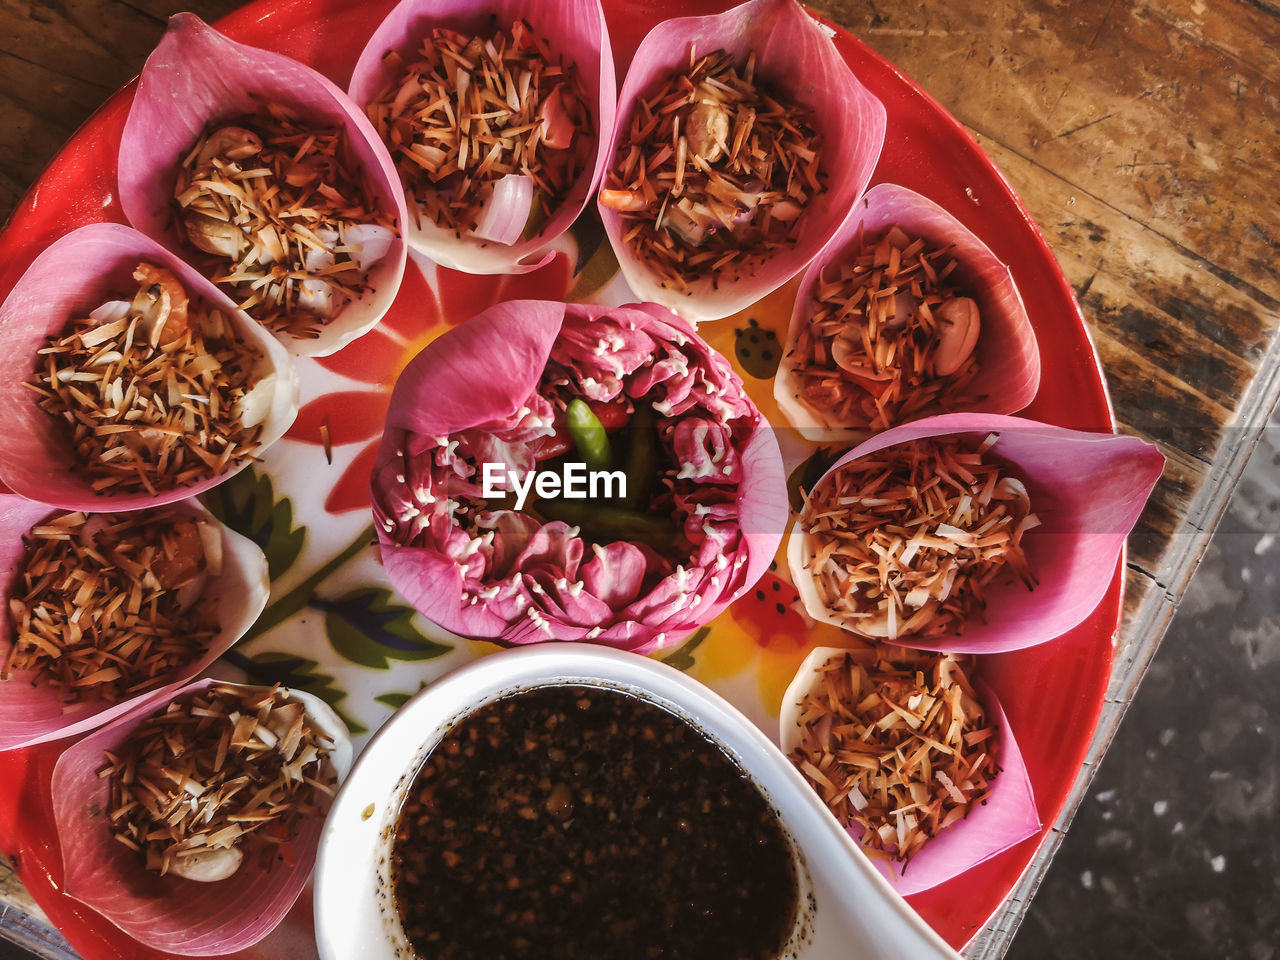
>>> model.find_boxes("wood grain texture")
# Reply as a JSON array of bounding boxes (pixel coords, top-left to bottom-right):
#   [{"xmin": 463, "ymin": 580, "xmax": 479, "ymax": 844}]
[
  {"xmin": 0, "ymin": 857, "xmax": 39, "ymax": 918},
  {"xmin": 0, "ymin": 0, "xmax": 242, "ymax": 216}
]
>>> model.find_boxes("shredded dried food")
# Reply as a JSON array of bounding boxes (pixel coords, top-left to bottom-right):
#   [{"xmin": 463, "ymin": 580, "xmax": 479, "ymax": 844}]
[
  {"xmin": 391, "ymin": 685, "xmax": 799, "ymax": 960},
  {"xmin": 174, "ymin": 103, "xmax": 395, "ymax": 339},
  {"xmin": 100, "ymin": 684, "xmax": 338, "ymax": 881},
  {"xmin": 788, "ymin": 646, "xmax": 999, "ymax": 864},
  {"xmin": 367, "ymin": 20, "xmax": 592, "ymax": 239},
  {"xmin": 601, "ymin": 47, "xmax": 825, "ymax": 291},
  {"xmin": 25, "ymin": 263, "xmax": 266, "ymax": 495},
  {"xmin": 798, "ymin": 434, "xmax": 1039, "ymax": 641},
  {"xmin": 787, "ymin": 226, "xmax": 983, "ymax": 430},
  {"xmin": 2, "ymin": 509, "xmax": 218, "ymax": 703}
]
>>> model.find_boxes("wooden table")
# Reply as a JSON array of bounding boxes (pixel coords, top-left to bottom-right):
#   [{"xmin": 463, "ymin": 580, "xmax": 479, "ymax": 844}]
[{"xmin": 1, "ymin": 0, "xmax": 1276, "ymax": 956}]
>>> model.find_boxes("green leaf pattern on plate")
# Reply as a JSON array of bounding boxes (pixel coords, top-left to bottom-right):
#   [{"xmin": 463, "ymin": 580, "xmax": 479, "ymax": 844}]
[
  {"xmin": 201, "ymin": 467, "xmax": 306, "ymax": 580},
  {"xmin": 316, "ymin": 587, "xmax": 452, "ymax": 670},
  {"xmin": 200, "ymin": 461, "xmax": 459, "ymax": 738},
  {"xmin": 658, "ymin": 626, "xmax": 711, "ymax": 673}
]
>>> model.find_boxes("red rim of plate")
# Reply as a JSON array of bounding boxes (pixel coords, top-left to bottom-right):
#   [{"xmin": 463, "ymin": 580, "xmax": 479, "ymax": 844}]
[{"xmin": 0, "ymin": 0, "xmax": 1120, "ymax": 955}]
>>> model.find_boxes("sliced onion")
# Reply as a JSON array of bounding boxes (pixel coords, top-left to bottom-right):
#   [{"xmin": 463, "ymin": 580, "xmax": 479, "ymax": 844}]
[
  {"xmin": 298, "ymin": 278, "xmax": 334, "ymax": 316},
  {"xmin": 168, "ymin": 846, "xmax": 244, "ymax": 883},
  {"xmin": 174, "ymin": 572, "xmax": 209, "ymax": 613},
  {"xmin": 472, "ymin": 174, "xmax": 534, "ymax": 246},
  {"xmin": 344, "ymin": 223, "xmax": 396, "ymax": 271},
  {"xmin": 303, "ymin": 230, "xmax": 338, "ymax": 272},
  {"xmin": 234, "ymin": 373, "xmax": 279, "ymax": 431},
  {"xmin": 197, "ymin": 515, "xmax": 223, "ymax": 577},
  {"xmin": 89, "ymin": 300, "xmax": 131, "ymax": 325}
]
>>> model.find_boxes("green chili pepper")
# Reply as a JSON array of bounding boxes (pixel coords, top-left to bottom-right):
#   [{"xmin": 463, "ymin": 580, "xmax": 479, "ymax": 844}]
[
  {"xmin": 538, "ymin": 500, "xmax": 683, "ymax": 553},
  {"xmin": 566, "ymin": 398, "xmax": 613, "ymax": 471}
]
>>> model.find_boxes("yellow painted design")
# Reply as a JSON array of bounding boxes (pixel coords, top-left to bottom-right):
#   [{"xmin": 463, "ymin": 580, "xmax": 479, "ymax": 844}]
[{"xmin": 700, "ymin": 277, "xmax": 800, "ymax": 433}]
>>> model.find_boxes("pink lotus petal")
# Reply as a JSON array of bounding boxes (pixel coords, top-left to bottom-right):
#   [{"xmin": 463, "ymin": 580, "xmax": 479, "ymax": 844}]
[
  {"xmin": 731, "ymin": 423, "xmax": 788, "ymax": 593},
  {"xmin": 472, "ymin": 174, "xmax": 535, "ymax": 245},
  {"xmin": 599, "ymin": 0, "xmax": 886, "ymax": 323},
  {"xmin": 378, "ymin": 532, "xmax": 506, "ymax": 639},
  {"xmin": 372, "ymin": 300, "xmax": 788, "ymax": 650},
  {"xmin": 779, "ymin": 646, "xmax": 1040, "ymax": 895},
  {"xmin": 50, "ymin": 680, "xmax": 352, "ymax": 955},
  {"xmin": 0, "ymin": 496, "xmax": 269, "ymax": 751},
  {"xmin": 580, "ymin": 541, "xmax": 648, "ymax": 609},
  {"xmin": 382, "ymin": 299, "xmax": 565, "ymax": 437},
  {"xmin": 0, "ymin": 222, "xmax": 297, "ymax": 513},
  {"xmin": 348, "ymin": 0, "xmax": 615, "ymax": 274},
  {"xmin": 788, "ymin": 413, "xmax": 1165, "ymax": 653},
  {"xmin": 776, "ymin": 183, "xmax": 1042, "ymax": 438},
  {"xmin": 118, "ymin": 14, "xmax": 409, "ymax": 357}
]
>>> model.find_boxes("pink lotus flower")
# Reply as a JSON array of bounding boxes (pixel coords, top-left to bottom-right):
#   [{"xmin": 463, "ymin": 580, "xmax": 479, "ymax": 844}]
[
  {"xmin": 371, "ymin": 300, "xmax": 787, "ymax": 653},
  {"xmin": 0, "ymin": 496, "xmax": 269, "ymax": 751},
  {"xmin": 788, "ymin": 412, "xmax": 1165, "ymax": 653},
  {"xmin": 49, "ymin": 679, "xmax": 352, "ymax": 955},
  {"xmin": 0, "ymin": 222, "xmax": 297, "ymax": 513},
  {"xmin": 775, "ymin": 183, "xmax": 1042, "ymax": 438},
  {"xmin": 598, "ymin": 0, "xmax": 886, "ymax": 323},
  {"xmin": 118, "ymin": 14, "xmax": 408, "ymax": 357},
  {"xmin": 348, "ymin": 0, "xmax": 615, "ymax": 274}
]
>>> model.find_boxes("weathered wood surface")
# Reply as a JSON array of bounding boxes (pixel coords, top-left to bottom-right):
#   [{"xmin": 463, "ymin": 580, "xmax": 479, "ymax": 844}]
[{"xmin": 0, "ymin": 0, "xmax": 1276, "ymax": 956}]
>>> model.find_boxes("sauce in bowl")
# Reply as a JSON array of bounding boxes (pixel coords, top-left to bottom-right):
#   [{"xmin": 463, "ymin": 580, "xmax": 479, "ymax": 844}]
[{"xmin": 389, "ymin": 684, "xmax": 800, "ymax": 959}]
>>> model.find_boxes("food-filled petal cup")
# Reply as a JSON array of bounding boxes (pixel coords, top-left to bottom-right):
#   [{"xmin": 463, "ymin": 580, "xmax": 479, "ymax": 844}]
[
  {"xmin": 779, "ymin": 646, "xmax": 1041, "ymax": 895},
  {"xmin": 599, "ymin": 0, "xmax": 886, "ymax": 323},
  {"xmin": 0, "ymin": 222, "xmax": 297, "ymax": 511},
  {"xmin": 50, "ymin": 679, "xmax": 352, "ymax": 956},
  {"xmin": 0, "ymin": 495, "xmax": 270, "ymax": 751},
  {"xmin": 118, "ymin": 14, "xmax": 408, "ymax": 357},
  {"xmin": 787, "ymin": 413, "xmax": 1164, "ymax": 652},
  {"xmin": 775, "ymin": 183, "xmax": 1041, "ymax": 440},
  {"xmin": 348, "ymin": 0, "xmax": 615, "ymax": 274}
]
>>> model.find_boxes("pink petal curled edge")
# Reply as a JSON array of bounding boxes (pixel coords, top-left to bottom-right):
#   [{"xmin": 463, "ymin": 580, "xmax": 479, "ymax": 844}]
[
  {"xmin": 372, "ymin": 299, "xmax": 788, "ymax": 652},
  {"xmin": 348, "ymin": 0, "xmax": 615, "ymax": 274},
  {"xmin": 0, "ymin": 495, "xmax": 270, "ymax": 751},
  {"xmin": 779, "ymin": 646, "xmax": 1040, "ymax": 895},
  {"xmin": 775, "ymin": 183, "xmax": 1042, "ymax": 439},
  {"xmin": 50, "ymin": 680, "xmax": 353, "ymax": 955},
  {"xmin": 118, "ymin": 13, "xmax": 409, "ymax": 358},
  {"xmin": 788, "ymin": 412, "xmax": 1165, "ymax": 653},
  {"xmin": 0, "ymin": 222, "xmax": 298, "ymax": 513},
  {"xmin": 599, "ymin": 0, "xmax": 887, "ymax": 323}
]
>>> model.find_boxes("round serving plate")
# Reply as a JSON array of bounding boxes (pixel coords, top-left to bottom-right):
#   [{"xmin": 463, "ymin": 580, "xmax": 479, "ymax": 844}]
[{"xmin": 0, "ymin": 0, "xmax": 1119, "ymax": 957}]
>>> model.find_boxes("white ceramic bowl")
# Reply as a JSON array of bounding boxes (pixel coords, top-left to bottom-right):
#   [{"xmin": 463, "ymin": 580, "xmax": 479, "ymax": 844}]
[{"xmin": 313, "ymin": 644, "xmax": 961, "ymax": 960}]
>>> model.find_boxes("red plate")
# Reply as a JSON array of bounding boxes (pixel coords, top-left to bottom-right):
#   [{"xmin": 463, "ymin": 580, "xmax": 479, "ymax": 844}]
[{"xmin": 0, "ymin": 0, "xmax": 1118, "ymax": 956}]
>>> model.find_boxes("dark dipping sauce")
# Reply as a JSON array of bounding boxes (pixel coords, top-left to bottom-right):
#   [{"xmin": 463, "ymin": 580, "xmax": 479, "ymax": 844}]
[{"xmin": 390, "ymin": 684, "xmax": 800, "ymax": 959}]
